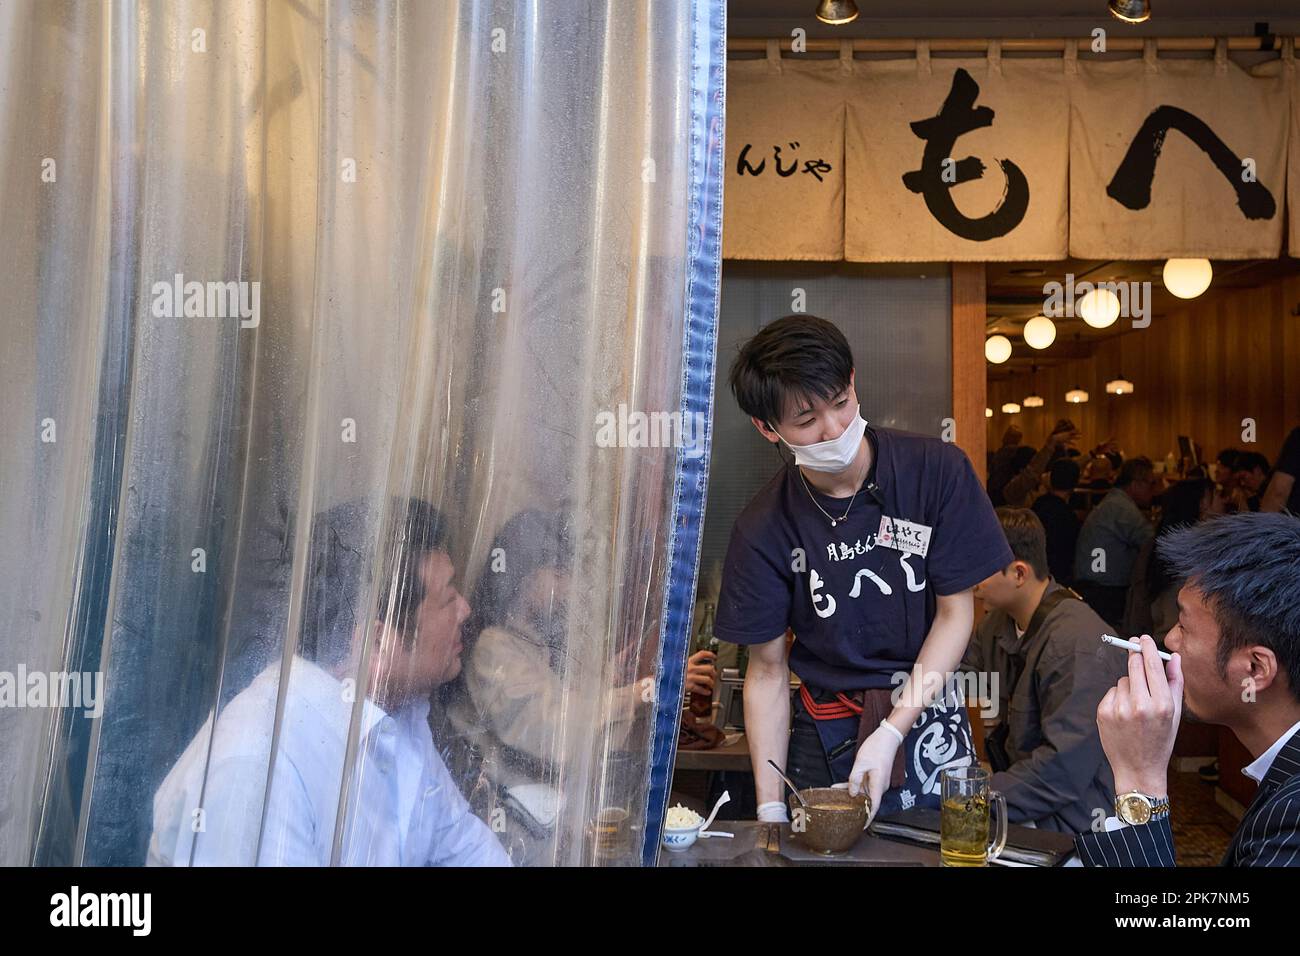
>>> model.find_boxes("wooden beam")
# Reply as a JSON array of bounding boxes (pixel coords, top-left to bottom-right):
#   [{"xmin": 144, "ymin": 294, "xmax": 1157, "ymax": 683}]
[
  {"xmin": 952, "ymin": 263, "xmax": 987, "ymax": 481},
  {"xmin": 727, "ymin": 37, "xmax": 1290, "ymax": 54}
]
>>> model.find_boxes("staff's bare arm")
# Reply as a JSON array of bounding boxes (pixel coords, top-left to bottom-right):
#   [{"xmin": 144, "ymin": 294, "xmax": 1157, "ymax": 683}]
[{"xmin": 745, "ymin": 630, "xmax": 792, "ymax": 807}]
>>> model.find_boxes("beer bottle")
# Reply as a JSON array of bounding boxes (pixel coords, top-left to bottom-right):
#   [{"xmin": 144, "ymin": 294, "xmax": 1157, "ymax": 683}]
[{"xmin": 688, "ymin": 601, "xmax": 718, "ymax": 721}]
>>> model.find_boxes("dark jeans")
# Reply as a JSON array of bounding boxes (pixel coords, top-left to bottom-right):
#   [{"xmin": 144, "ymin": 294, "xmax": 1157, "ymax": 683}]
[{"xmin": 787, "ymin": 693, "xmax": 835, "ymax": 790}]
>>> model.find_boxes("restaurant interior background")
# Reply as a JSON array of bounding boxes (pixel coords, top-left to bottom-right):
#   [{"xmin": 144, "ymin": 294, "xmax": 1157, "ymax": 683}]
[{"xmin": 674, "ymin": 0, "xmax": 1300, "ymax": 866}]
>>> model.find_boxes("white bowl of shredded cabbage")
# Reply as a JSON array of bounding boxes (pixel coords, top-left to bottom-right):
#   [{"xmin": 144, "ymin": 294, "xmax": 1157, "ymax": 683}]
[{"xmin": 662, "ymin": 804, "xmax": 704, "ymax": 851}]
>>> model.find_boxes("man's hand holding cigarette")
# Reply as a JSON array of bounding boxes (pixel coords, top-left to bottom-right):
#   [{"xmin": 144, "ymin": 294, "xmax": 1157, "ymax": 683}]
[{"xmin": 1097, "ymin": 634, "xmax": 1185, "ymax": 800}]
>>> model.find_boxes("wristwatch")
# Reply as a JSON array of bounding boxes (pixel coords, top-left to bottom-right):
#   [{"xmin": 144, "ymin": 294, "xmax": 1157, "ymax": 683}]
[{"xmin": 1115, "ymin": 791, "xmax": 1171, "ymax": 826}]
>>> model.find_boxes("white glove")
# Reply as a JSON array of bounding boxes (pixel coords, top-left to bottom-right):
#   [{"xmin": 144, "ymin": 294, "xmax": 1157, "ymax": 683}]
[
  {"xmin": 756, "ymin": 800, "xmax": 789, "ymax": 823},
  {"xmin": 848, "ymin": 723, "xmax": 903, "ymax": 824}
]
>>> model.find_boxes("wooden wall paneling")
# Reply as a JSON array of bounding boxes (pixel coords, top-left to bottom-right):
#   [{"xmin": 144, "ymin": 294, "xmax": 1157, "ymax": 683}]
[
  {"xmin": 952, "ymin": 263, "xmax": 987, "ymax": 480},
  {"xmin": 1285, "ymin": 276, "xmax": 1300, "ymax": 443}
]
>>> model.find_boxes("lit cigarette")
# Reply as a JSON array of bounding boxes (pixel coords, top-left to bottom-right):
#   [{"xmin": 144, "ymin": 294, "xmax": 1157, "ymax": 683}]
[{"xmin": 1101, "ymin": 634, "xmax": 1172, "ymax": 662}]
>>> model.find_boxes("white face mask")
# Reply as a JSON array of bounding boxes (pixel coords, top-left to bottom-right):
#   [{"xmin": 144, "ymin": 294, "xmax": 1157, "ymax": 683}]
[{"xmin": 774, "ymin": 404, "xmax": 867, "ymax": 473}]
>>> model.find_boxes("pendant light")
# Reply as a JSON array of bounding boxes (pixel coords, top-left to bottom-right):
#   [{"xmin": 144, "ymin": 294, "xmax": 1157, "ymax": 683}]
[
  {"xmin": 1023, "ymin": 364, "xmax": 1044, "ymax": 407},
  {"xmin": 1162, "ymin": 258, "xmax": 1212, "ymax": 299},
  {"xmin": 1078, "ymin": 286, "xmax": 1120, "ymax": 329},
  {"xmin": 1106, "ymin": 374, "xmax": 1135, "ymax": 396},
  {"xmin": 1064, "ymin": 335, "xmax": 1088, "ymax": 403},
  {"xmin": 1022, "ymin": 315, "xmax": 1057, "ymax": 350},
  {"xmin": 985, "ymin": 335, "xmax": 1013, "ymax": 364}
]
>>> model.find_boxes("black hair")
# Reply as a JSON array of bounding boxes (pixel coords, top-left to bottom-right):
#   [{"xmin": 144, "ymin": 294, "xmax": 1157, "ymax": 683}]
[
  {"xmin": 728, "ymin": 315, "xmax": 854, "ymax": 429},
  {"xmin": 1049, "ymin": 457, "xmax": 1080, "ymax": 491},
  {"xmin": 1217, "ymin": 448, "xmax": 1241, "ymax": 469},
  {"xmin": 1157, "ymin": 512, "xmax": 1300, "ymax": 702},
  {"xmin": 1116, "ymin": 456, "xmax": 1154, "ymax": 489},
  {"xmin": 463, "ymin": 509, "xmax": 574, "ymax": 650},
  {"xmin": 1234, "ymin": 451, "xmax": 1270, "ymax": 475},
  {"xmin": 434, "ymin": 510, "xmax": 575, "ymax": 733},
  {"xmin": 1146, "ymin": 478, "xmax": 1212, "ymax": 598},
  {"xmin": 299, "ymin": 496, "xmax": 448, "ymax": 667},
  {"xmin": 994, "ymin": 507, "xmax": 1050, "ymax": 580},
  {"xmin": 1009, "ymin": 445, "xmax": 1036, "ymax": 474}
]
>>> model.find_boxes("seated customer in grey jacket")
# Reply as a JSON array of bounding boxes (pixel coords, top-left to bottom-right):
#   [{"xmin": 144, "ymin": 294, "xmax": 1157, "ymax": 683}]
[{"xmin": 964, "ymin": 508, "xmax": 1127, "ymax": 833}]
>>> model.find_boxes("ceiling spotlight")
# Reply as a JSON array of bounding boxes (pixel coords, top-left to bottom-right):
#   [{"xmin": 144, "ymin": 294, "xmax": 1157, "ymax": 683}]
[
  {"xmin": 985, "ymin": 335, "xmax": 1013, "ymax": 364},
  {"xmin": 1162, "ymin": 258, "xmax": 1213, "ymax": 299},
  {"xmin": 1108, "ymin": 0, "xmax": 1151, "ymax": 24},
  {"xmin": 1106, "ymin": 375, "xmax": 1135, "ymax": 395},
  {"xmin": 1022, "ymin": 315, "xmax": 1057, "ymax": 350},
  {"xmin": 1065, "ymin": 386, "xmax": 1090, "ymax": 404},
  {"xmin": 1002, "ymin": 402, "xmax": 1022, "ymax": 414},
  {"xmin": 985, "ymin": 407, "xmax": 994, "ymax": 418},
  {"xmin": 1078, "ymin": 287, "xmax": 1121, "ymax": 329},
  {"xmin": 816, "ymin": 0, "xmax": 859, "ymax": 25}
]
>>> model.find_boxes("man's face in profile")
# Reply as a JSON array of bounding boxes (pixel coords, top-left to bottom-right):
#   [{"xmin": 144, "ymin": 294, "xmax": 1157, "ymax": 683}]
[
  {"xmin": 972, "ymin": 563, "xmax": 1024, "ymax": 612},
  {"xmin": 412, "ymin": 550, "xmax": 471, "ymax": 685},
  {"xmin": 377, "ymin": 550, "xmax": 471, "ymax": 700},
  {"xmin": 1165, "ymin": 584, "xmax": 1227, "ymax": 724}
]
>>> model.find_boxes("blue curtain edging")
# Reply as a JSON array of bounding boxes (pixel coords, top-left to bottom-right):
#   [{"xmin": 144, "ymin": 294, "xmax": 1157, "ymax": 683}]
[{"xmin": 640, "ymin": 0, "xmax": 726, "ymax": 866}]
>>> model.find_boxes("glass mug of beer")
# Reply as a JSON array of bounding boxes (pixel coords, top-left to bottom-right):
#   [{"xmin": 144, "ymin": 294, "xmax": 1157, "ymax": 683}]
[
  {"xmin": 940, "ymin": 766, "xmax": 1008, "ymax": 867},
  {"xmin": 592, "ymin": 806, "xmax": 633, "ymax": 859}
]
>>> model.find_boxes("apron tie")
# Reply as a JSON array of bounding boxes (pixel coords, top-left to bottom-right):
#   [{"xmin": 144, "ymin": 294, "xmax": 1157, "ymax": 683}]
[
  {"xmin": 799, "ymin": 684, "xmax": 908, "ymax": 790},
  {"xmin": 799, "ymin": 683, "xmax": 864, "ymax": 720}
]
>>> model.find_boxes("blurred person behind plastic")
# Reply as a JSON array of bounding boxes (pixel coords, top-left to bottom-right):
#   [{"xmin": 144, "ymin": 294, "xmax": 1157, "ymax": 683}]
[
  {"xmin": 439, "ymin": 510, "xmax": 722, "ymax": 863},
  {"xmin": 148, "ymin": 498, "xmax": 509, "ymax": 866}
]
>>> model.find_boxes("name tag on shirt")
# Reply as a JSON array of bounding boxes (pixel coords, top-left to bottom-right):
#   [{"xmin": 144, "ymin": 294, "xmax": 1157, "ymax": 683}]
[{"xmin": 877, "ymin": 515, "xmax": 932, "ymax": 558}]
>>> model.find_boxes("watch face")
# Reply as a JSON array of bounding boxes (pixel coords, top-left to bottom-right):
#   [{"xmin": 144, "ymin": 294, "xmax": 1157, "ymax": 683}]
[{"xmin": 1120, "ymin": 794, "xmax": 1153, "ymax": 825}]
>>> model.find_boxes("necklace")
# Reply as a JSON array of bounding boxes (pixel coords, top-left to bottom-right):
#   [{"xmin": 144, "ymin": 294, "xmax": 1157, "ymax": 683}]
[{"xmin": 798, "ymin": 454, "xmax": 869, "ymax": 528}]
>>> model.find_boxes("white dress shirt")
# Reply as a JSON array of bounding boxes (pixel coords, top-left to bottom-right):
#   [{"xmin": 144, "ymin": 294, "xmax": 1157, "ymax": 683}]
[
  {"xmin": 1101, "ymin": 719, "xmax": 1300, "ymax": 833},
  {"xmin": 1243, "ymin": 719, "xmax": 1300, "ymax": 784},
  {"xmin": 148, "ymin": 656, "xmax": 510, "ymax": 866}
]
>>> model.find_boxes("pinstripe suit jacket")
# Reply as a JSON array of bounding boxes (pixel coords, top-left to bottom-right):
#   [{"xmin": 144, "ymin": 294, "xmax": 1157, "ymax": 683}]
[{"xmin": 1075, "ymin": 729, "xmax": 1300, "ymax": 867}]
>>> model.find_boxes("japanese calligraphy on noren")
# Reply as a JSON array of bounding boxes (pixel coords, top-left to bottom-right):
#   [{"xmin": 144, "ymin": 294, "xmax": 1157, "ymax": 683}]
[
  {"xmin": 900, "ymin": 68, "xmax": 1030, "ymax": 241},
  {"xmin": 737, "ymin": 142, "xmax": 834, "ymax": 182},
  {"xmin": 1106, "ymin": 105, "xmax": 1276, "ymax": 220}
]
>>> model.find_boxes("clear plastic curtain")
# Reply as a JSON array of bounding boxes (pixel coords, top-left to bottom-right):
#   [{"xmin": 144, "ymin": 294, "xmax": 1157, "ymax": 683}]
[{"xmin": 0, "ymin": 0, "xmax": 723, "ymax": 866}]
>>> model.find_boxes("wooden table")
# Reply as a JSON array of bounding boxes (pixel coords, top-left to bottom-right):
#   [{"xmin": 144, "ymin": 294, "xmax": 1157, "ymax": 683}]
[
  {"xmin": 673, "ymin": 732, "xmax": 752, "ymax": 772},
  {"xmin": 656, "ymin": 820, "xmax": 942, "ymax": 867}
]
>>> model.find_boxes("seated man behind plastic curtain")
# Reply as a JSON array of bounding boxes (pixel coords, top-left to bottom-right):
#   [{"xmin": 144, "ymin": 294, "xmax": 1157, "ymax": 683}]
[
  {"xmin": 149, "ymin": 497, "xmax": 510, "ymax": 866},
  {"xmin": 964, "ymin": 508, "xmax": 1126, "ymax": 833}
]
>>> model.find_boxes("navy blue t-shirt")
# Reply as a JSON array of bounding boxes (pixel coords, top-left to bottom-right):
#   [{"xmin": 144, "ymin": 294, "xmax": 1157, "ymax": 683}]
[{"xmin": 714, "ymin": 426, "xmax": 1013, "ymax": 692}]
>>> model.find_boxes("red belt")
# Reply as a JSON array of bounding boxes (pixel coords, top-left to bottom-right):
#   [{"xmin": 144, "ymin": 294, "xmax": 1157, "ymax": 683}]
[{"xmin": 799, "ymin": 684, "xmax": 863, "ymax": 721}]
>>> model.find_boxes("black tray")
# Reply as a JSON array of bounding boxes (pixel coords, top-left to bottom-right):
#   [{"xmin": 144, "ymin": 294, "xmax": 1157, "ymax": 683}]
[{"xmin": 869, "ymin": 808, "xmax": 1077, "ymax": 867}]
